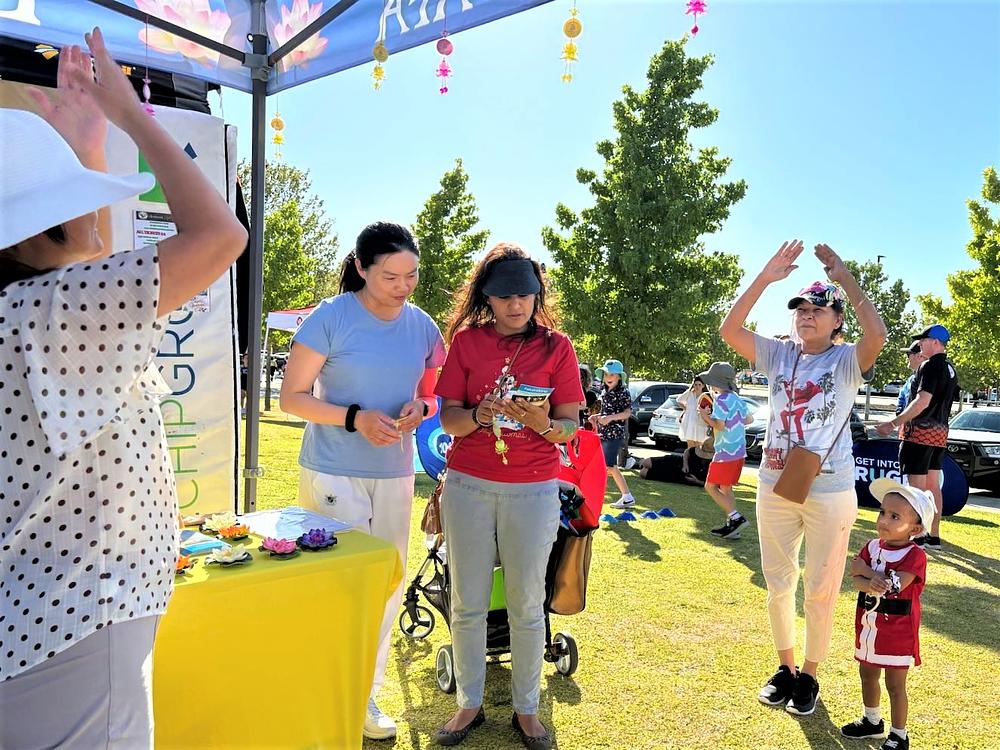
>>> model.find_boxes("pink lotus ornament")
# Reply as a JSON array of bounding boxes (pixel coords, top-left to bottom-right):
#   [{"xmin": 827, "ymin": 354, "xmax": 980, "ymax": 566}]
[
  {"xmin": 261, "ymin": 537, "xmax": 297, "ymax": 555},
  {"xmin": 436, "ymin": 58, "xmax": 452, "ymax": 94},
  {"xmin": 686, "ymin": 0, "xmax": 708, "ymax": 35}
]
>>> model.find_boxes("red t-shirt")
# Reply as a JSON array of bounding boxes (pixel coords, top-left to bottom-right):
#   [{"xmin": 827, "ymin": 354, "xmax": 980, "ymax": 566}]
[{"xmin": 435, "ymin": 325, "xmax": 584, "ymax": 483}]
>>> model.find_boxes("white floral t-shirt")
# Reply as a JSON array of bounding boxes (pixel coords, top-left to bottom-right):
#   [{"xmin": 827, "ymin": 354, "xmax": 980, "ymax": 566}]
[
  {"xmin": 754, "ymin": 334, "xmax": 863, "ymax": 493},
  {"xmin": 0, "ymin": 245, "xmax": 176, "ymax": 681}
]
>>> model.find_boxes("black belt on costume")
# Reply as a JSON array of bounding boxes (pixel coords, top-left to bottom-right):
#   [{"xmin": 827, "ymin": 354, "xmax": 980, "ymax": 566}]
[{"xmin": 857, "ymin": 592, "xmax": 912, "ymax": 615}]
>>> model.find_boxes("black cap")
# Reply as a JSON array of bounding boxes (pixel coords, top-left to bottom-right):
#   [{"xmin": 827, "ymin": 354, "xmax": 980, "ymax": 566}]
[{"xmin": 901, "ymin": 341, "xmax": 921, "ymax": 354}]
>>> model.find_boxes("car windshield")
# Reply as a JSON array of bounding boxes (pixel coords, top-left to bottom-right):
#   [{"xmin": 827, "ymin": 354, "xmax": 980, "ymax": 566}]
[
  {"xmin": 742, "ymin": 396, "xmax": 761, "ymax": 415},
  {"xmin": 661, "ymin": 397, "xmax": 679, "ymax": 410},
  {"xmin": 950, "ymin": 410, "xmax": 1000, "ymax": 433},
  {"xmin": 627, "ymin": 383, "xmax": 647, "ymax": 400}
]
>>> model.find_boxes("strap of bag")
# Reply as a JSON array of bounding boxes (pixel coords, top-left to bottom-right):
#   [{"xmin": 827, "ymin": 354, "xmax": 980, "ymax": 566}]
[
  {"xmin": 440, "ymin": 336, "xmax": 529, "ymax": 476},
  {"xmin": 785, "ymin": 347, "xmax": 853, "ymax": 469}
]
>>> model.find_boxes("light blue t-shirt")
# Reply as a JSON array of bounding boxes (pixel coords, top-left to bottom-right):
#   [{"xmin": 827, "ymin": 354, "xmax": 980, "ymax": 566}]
[{"xmin": 293, "ymin": 293, "xmax": 446, "ymax": 478}]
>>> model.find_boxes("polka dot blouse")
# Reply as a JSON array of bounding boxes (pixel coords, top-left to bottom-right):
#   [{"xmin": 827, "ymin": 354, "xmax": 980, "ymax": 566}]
[{"xmin": 0, "ymin": 245, "xmax": 177, "ymax": 681}]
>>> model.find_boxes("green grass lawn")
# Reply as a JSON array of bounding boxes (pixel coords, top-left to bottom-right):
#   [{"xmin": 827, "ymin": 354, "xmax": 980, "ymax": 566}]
[{"xmin": 248, "ymin": 409, "xmax": 1000, "ymax": 749}]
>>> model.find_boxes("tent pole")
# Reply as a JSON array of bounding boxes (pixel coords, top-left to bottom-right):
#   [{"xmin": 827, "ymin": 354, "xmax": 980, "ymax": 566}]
[{"xmin": 243, "ymin": 0, "xmax": 269, "ymax": 513}]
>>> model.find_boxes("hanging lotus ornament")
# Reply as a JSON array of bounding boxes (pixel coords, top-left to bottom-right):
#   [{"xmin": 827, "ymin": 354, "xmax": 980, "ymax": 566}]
[
  {"xmin": 372, "ymin": 41, "xmax": 389, "ymax": 91},
  {"xmin": 686, "ymin": 0, "xmax": 708, "ymax": 35},
  {"xmin": 435, "ymin": 32, "xmax": 453, "ymax": 94},
  {"xmin": 561, "ymin": 5, "xmax": 582, "ymax": 83},
  {"xmin": 270, "ymin": 112, "xmax": 285, "ymax": 159}
]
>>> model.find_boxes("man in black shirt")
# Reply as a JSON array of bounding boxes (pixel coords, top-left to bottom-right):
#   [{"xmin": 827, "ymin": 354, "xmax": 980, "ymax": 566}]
[
  {"xmin": 639, "ymin": 442, "xmax": 713, "ymax": 485},
  {"xmin": 876, "ymin": 324, "xmax": 958, "ymax": 549}
]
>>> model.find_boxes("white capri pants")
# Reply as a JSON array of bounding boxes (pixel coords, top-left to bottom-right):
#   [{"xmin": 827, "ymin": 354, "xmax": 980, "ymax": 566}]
[{"xmin": 756, "ymin": 481, "xmax": 857, "ymax": 664}]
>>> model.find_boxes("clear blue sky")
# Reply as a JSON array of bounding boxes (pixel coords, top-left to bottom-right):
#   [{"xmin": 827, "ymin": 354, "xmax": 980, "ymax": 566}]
[{"xmin": 220, "ymin": 0, "xmax": 1000, "ymax": 337}]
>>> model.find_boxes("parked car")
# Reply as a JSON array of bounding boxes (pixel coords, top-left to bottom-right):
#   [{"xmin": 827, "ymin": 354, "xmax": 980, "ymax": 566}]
[
  {"xmin": 626, "ymin": 380, "xmax": 688, "ymax": 443},
  {"xmin": 882, "ymin": 381, "xmax": 904, "ymax": 396},
  {"xmin": 945, "ymin": 406, "xmax": 1000, "ymax": 490},
  {"xmin": 744, "ymin": 406, "xmax": 869, "ymax": 460},
  {"xmin": 751, "ymin": 372, "xmax": 768, "ymax": 385},
  {"xmin": 649, "ymin": 395, "xmax": 763, "ymax": 451}
]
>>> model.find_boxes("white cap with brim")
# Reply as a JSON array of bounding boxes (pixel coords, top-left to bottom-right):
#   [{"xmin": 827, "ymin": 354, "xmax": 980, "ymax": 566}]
[
  {"xmin": 1, "ymin": 109, "xmax": 154, "ymax": 249},
  {"xmin": 870, "ymin": 477, "xmax": 936, "ymax": 536}
]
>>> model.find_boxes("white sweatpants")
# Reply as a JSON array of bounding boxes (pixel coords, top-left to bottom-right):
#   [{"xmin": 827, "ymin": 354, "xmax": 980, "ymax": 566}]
[
  {"xmin": 298, "ymin": 468, "xmax": 415, "ymax": 699},
  {"xmin": 756, "ymin": 481, "xmax": 858, "ymax": 664}
]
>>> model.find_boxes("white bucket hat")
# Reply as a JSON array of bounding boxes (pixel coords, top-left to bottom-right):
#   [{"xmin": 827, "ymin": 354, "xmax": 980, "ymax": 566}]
[
  {"xmin": 870, "ymin": 478, "xmax": 936, "ymax": 536},
  {"xmin": 0, "ymin": 109, "xmax": 154, "ymax": 249}
]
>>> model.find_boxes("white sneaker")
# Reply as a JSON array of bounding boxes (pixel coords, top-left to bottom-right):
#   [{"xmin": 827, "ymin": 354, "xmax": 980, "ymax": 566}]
[
  {"xmin": 623, "ymin": 456, "xmax": 638, "ymax": 470},
  {"xmin": 610, "ymin": 494, "xmax": 636, "ymax": 509},
  {"xmin": 363, "ymin": 699, "xmax": 397, "ymax": 740}
]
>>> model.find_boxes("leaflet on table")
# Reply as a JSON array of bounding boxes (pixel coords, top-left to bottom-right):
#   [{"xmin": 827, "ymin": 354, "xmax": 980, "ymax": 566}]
[
  {"xmin": 241, "ymin": 507, "xmax": 353, "ymax": 540},
  {"xmin": 179, "ymin": 529, "xmax": 226, "ymax": 555},
  {"xmin": 495, "ymin": 383, "xmax": 555, "ymax": 430}
]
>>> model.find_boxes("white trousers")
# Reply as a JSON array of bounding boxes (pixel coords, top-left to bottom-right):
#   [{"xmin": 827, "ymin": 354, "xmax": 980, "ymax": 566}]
[
  {"xmin": 0, "ymin": 616, "xmax": 159, "ymax": 750},
  {"xmin": 756, "ymin": 482, "xmax": 857, "ymax": 664},
  {"xmin": 299, "ymin": 468, "xmax": 415, "ymax": 699}
]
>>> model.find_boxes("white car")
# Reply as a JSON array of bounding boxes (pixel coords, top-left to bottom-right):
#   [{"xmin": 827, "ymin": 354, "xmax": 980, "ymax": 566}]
[
  {"xmin": 647, "ymin": 397, "xmax": 683, "ymax": 449},
  {"xmin": 882, "ymin": 381, "xmax": 904, "ymax": 396},
  {"xmin": 649, "ymin": 396, "xmax": 764, "ymax": 451}
]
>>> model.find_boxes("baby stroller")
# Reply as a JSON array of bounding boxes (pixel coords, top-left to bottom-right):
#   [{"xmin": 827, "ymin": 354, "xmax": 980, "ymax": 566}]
[{"xmin": 398, "ymin": 431, "xmax": 606, "ymax": 693}]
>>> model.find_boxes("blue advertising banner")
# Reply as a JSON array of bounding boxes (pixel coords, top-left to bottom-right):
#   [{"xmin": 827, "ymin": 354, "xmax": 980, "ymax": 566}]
[
  {"xmin": 0, "ymin": 0, "xmax": 553, "ymax": 93},
  {"xmin": 853, "ymin": 438, "xmax": 968, "ymax": 516}
]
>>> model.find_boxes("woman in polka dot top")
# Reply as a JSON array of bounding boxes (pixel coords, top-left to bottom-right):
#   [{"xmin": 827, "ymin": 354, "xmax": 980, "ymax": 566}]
[{"xmin": 0, "ymin": 29, "xmax": 246, "ymax": 748}]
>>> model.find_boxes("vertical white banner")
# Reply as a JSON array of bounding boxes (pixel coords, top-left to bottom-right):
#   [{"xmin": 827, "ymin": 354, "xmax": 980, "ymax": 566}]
[{"xmin": 106, "ymin": 106, "xmax": 239, "ymax": 516}]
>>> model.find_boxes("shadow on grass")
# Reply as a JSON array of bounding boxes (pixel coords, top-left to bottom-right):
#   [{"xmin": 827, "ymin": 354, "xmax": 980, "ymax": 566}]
[
  {"xmin": 946, "ymin": 514, "xmax": 999, "ymax": 528},
  {"xmin": 258, "ymin": 416, "xmax": 305, "ymax": 429},
  {"xmin": 603, "ymin": 521, "xmax": 662, "ymax": 562},
  {"xmin": 789, "ymin": 700, "xmax": 878, "ymax": 750}
]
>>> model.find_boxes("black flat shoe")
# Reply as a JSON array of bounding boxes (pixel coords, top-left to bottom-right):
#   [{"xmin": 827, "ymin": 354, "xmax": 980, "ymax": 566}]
[
  {"xmin": 432, "ymin": 708, "xmax": 486, "ymax": 747},
  {"xmin": 511, "ymin": 713, "xmax": 553, "ymax": 750}
]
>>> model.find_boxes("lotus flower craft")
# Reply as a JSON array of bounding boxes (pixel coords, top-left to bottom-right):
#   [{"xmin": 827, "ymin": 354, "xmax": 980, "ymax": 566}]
[
  {"xmin": 298, "ymin": 528, "xmax": 337, "ymax": 549},
  {"xmin": 261, "ymin": 537, "xmax": 297, "ymax": 555},
  {"xmin": 203, "ymin": 512, "xmax": 238, "ymax": 533},
  {"xmin": 218, "ymin": 524, "xmax": 250, "ymax": 540},
  {"xmin": 175, "ymin": 554, "xmax": 194, "ymax": 572},
  {"xmin": 209, "ymin": 544, "xmax": 251, "ymax": 564}
]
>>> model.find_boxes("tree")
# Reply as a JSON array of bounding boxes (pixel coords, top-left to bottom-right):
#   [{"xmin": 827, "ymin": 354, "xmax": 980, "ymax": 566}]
[
  {"xmin": 238, "ymin": 160, "xmax": 339, "ymax": 302},
  {"xmin": 917, "ymin": 166, "xmax": 1000, "ymax": 392},
  {"xmin": 411, "ymin": 159, "xmax": 489, "ymax": 328},
  {"xmin": 840, "ymin": 260, "xmax": 918, "ymax": 385},
  {"xmin": 543, "ymin": 37, "xmax": 746, "ymax": 379},
  {"xmin": 262, "ymin": 200, "xmax": 315, "ymax": 329}
]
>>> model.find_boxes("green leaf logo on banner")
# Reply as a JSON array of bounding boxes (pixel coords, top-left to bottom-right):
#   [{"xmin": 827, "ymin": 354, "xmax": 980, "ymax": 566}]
[{"xmin": 139, "ymin": 143, "xmax": 198, "ymax": 203}]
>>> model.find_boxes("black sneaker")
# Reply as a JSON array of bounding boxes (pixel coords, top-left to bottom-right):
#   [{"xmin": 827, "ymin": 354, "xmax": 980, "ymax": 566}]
[
  {"xmin": 758, "ymin": 665, "xmax": 797, "ymax": 706},
  {"xmin": 924, "ymin": 535, "xmax": 942, "ymax": 550},
  {"xmin": 710, "ymin": 522, "xmax": 729, "ymax": 536},
  {"xmin": 880, "ymin": 731, "xmax": 909, "ymax": 750},
  {"xmin": 841, "ymin": 716, "xmax": 885, "ymax": 738},
  {"xmin": 722, "ymin": 515, "xmax": 749, "ymax": 539},
  {"xmin": 785, "ymin": 671, "xmax": 819, "ymax": 716},
  {"xmin": 912, "ymin": 535, "xmax": 927, "ymax": 548}
]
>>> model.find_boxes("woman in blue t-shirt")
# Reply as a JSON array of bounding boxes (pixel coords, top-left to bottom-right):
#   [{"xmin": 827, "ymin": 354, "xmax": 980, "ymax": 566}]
[{"xmin": 279, "ymin": 221, "xmax": 445, "ymax": 741}]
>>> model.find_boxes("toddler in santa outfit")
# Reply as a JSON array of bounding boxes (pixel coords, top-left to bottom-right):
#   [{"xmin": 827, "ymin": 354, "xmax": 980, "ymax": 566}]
[{"xmin": 842, "ymin": 478, "xmax": 935, "ymax": 750}]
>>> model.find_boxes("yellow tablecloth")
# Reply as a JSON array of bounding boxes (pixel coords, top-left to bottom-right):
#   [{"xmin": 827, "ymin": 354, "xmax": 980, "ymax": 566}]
[{"xmin": 153, "ymin": 531, "xmax": 402, "ymax": 750}]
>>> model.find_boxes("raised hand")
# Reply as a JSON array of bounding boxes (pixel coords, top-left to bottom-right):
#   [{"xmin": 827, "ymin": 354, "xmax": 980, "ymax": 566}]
[
  {"xmin": 62, "ymin": 28, "xmax": 145, "ymax": 131},
  {"xmin": 814, "ymin": 243, "xmax": 850, "ymax": 285},
  {"xmin": 24, "ymin": 43, "xmax": 107, "ymax": 159},
  {"xmin": 758, "ymin": 239, "xmax": 804, "ymax": 284}
]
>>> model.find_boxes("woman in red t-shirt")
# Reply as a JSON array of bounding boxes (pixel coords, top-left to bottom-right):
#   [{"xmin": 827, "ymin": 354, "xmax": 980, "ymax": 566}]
[{"xmin": 433, "ymin": 244, "xmax": 583, "ymax": 749}]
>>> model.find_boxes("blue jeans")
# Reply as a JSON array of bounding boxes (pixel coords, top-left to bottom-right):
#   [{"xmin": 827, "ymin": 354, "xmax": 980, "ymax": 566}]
[{"xmin": 440, "ymin": 470, "xmax": 560, "ymax": 714}]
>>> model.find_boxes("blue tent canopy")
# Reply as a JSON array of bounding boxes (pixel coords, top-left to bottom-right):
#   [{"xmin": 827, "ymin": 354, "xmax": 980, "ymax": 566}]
[
  {"xmin": 0, "ymin": 0, "xmax": 552, "ymax": 511},
  {"xmin": 0, "ymin": 0, "xmax": 552, "ymax": 93}
]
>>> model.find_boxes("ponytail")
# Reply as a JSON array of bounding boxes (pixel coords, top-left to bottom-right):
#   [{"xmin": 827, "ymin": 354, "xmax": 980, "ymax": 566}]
[{"xmin": 338, "ymin": 250, "xmax": 364, "ymax": 294}]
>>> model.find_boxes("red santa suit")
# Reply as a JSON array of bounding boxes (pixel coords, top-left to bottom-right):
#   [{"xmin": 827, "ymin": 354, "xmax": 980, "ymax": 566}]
[{"xmin": 854, "ymin": 538, "xmax": 927, "ymax": 669}]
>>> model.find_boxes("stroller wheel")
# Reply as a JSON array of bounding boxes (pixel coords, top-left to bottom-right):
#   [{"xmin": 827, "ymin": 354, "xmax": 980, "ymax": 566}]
[
  {"xmin": 552, "ymin": 632, "xmax": 579, "ymax": 677},
  {"xmin": 435, "ymin": 645, "xmax": 457, "ymax": 694},
  {"xmin": 398, "ymin": 605, "xmax": 435, "ymax": 639}
]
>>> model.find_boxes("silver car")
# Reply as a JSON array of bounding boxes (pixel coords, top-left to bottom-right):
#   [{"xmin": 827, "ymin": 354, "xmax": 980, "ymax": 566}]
[{"xmin": 650, "ymin": 395, "xmax": 764, "ymax": 451}]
